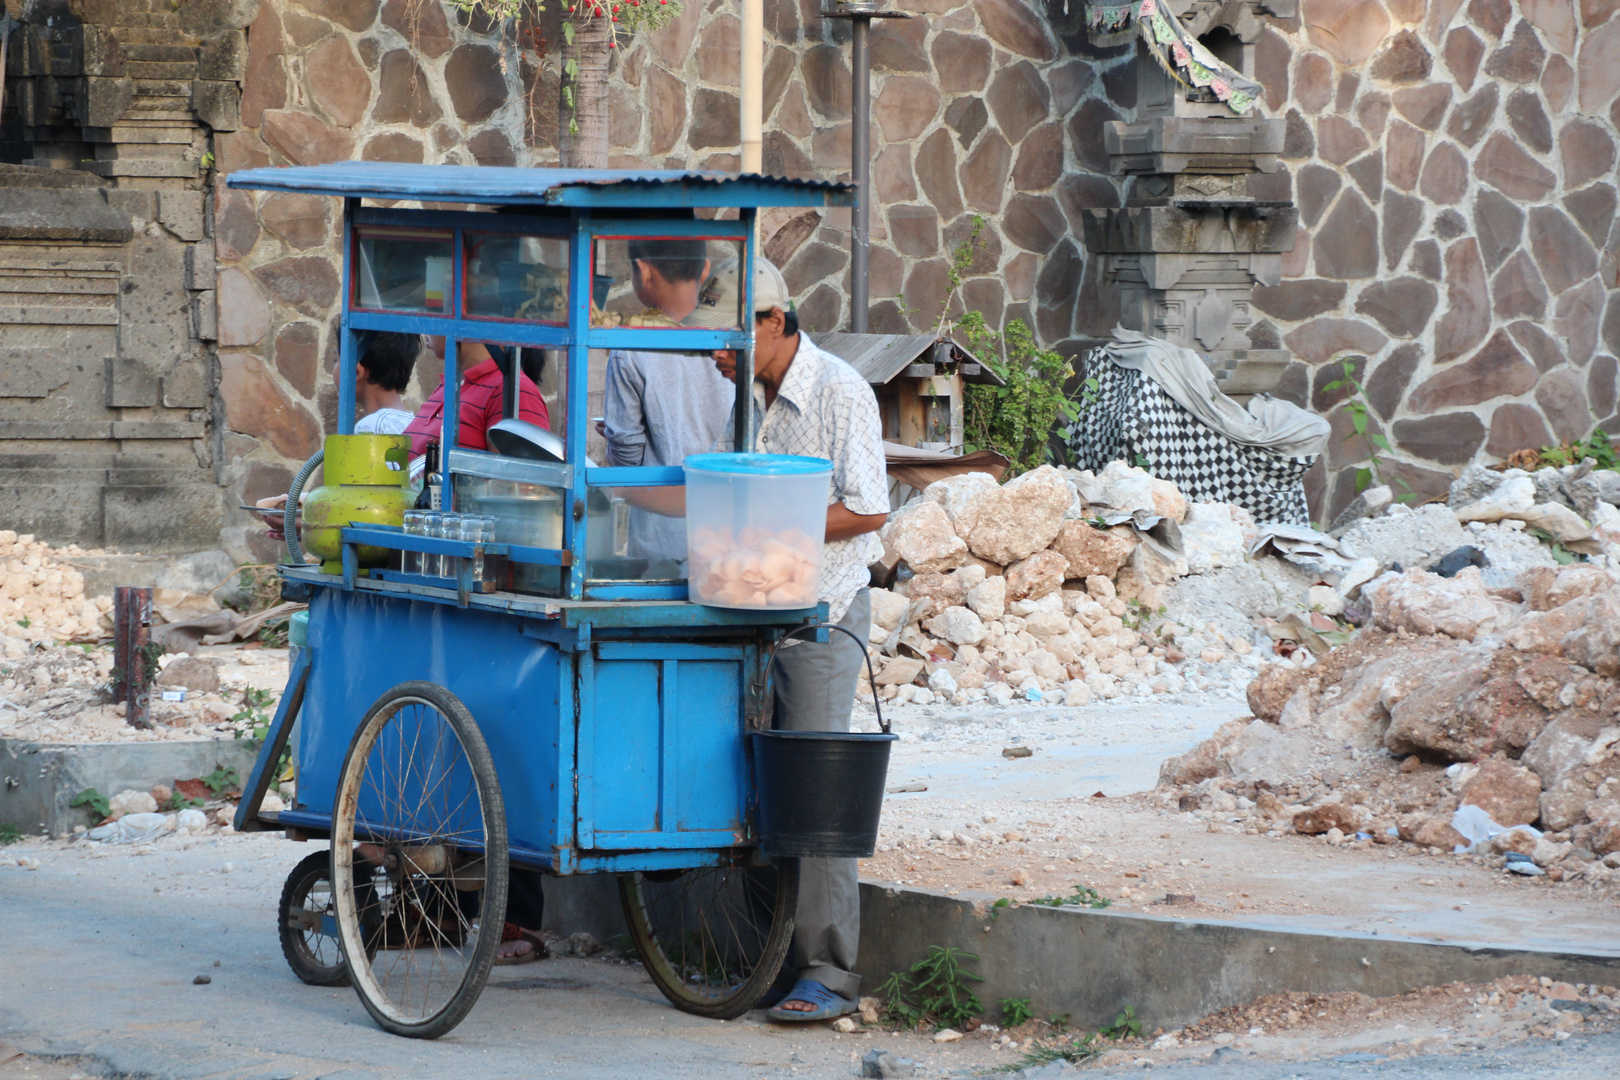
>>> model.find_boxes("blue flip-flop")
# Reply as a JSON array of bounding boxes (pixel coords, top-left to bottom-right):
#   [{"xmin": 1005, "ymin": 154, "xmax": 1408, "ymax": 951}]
[{"xmin": 764, "ymin": 978, "xmax": 857, "ymax": 1022}]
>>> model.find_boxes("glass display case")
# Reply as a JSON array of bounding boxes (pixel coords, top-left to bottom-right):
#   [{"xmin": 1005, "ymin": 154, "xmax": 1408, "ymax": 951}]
[{"xmin": 229, "ymin": 165, "xmax": 850, "ymax": 603}]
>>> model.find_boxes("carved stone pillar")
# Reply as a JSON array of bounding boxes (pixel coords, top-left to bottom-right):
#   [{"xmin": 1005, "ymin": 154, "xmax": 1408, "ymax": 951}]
[{"xmin": 1082, "ymin": 0, "xmax": 1299, "ymax": 398}]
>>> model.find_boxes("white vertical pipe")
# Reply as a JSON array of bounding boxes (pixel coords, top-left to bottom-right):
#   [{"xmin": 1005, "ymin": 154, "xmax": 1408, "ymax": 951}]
[{"xmin": 741, "ymin": 0, "xmax": 764, "ymax": 173}]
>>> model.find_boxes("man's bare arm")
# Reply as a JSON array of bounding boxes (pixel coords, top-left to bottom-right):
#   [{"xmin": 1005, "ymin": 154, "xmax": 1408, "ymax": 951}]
[{"xmin": 826, "ymin": 502, "xmax": 887, "ymax": 542}]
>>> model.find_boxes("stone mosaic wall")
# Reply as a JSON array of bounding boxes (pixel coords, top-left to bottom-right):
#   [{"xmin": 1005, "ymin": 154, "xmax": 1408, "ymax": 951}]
[
  {"xmin": 211, "ymin": 0, "xmax": 1620, "ymax": 546},
  {"xmin": 212, "ymin": 0, "xmax": 1138, "ymax": 559},
  {"xmin": 1247, "ymin": 0, "xmax": 1620, "ymax": 522}
]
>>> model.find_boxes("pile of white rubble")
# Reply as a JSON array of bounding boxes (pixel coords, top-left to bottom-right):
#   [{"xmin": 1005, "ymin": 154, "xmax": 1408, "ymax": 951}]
[
  {"xmin": 1152, "ymin": 458, "xmax": 1620, "ymax": 884},
  {"xmin": 0, "ymin": 532, "xmax": 111, "ymax": 645},
  {"xmin": 863, "ymin": 463, "xmax": 1266, "ymax": 709}
]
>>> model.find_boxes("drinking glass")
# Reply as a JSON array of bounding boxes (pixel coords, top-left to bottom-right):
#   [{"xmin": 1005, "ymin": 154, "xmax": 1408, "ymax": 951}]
[
  {"xmin": 401, "ymin": 510, "xmax": 427, "ymax": 575},
  {"xmin": 431, "ymin": 513, "xmax": 463, "ymax": 580},
  {"xmin": 460, "ymin": 515, "xmax": 495, "ymax": 584}
]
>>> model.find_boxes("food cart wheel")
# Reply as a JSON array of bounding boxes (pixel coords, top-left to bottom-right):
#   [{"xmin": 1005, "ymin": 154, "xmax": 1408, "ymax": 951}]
[
  {"xmin": 330, "ymin": 681, "xmax": 509, "ymax": 1039},
  {"xmin": 278, "ymin": 850, "xmax": 354, "ymax": 986},
  {"xmin": 618, "ymin": 858, "xmax": 800, "ymax": 1019}
]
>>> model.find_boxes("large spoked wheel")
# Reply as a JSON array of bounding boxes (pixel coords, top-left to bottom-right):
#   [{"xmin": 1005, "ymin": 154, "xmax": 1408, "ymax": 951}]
[
  {"xmin": 331, "ymin": 681, "xmax": 509, "ymax": 1039},
  {"xmin": 619, "ymin": 858, "xmax": 799, "ymax": 1019},
  {"xmin": 279, "ymin": 850, "xmax": 353, "ymax": 986}
]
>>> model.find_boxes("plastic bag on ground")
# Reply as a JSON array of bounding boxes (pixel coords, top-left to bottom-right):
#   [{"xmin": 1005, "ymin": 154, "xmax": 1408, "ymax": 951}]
[
  {"xmin": 86, "ymin": 812, "xmax": 175, "ymax": 845},
  {"xmin": 1451, "ymin": 804, "xmax": 1542, "ymax": 854}
]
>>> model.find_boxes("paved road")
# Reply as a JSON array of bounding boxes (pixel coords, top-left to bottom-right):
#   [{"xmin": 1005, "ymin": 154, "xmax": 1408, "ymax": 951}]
[
  {"xmin": 1087, "ymin": 1033, "xmax": 1620, "ymax": 1079},
  {"xmin": 5, "ymin": 834, "xmax": 1620, "ymax": 1080}
]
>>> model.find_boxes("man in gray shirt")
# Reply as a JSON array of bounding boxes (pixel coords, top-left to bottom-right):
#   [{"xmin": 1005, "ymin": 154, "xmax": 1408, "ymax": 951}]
[{"xmin": 603, "ymin": 237, "xmax": 736, "ymax": 572}]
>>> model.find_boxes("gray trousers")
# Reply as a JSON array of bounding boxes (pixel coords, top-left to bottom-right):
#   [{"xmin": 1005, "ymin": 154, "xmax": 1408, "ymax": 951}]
[{"xmin": 769, "ymin": 587, "xmax": 870, "ymax": 1000}]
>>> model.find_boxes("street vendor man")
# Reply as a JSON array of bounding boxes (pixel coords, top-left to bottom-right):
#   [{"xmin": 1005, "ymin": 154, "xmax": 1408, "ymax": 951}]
[
  {"xmin": 602, "ymin": 237, "xmax": 735, "ymax": 576},
  {"xmin": 692, "ymin": 258, "xmax": 890, "ymax": 1022}
]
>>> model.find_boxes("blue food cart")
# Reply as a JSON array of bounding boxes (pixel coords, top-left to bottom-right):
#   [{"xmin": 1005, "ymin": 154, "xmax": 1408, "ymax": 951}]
[{"xmin": 225, "ymin": 164, "xmax": 866, "ymax": 1038}]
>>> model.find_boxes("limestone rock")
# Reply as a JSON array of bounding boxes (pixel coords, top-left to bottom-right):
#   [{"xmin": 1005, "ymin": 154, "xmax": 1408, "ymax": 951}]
[
  {"xmin": 1410, "ymin": 813, "xmax": 1468, "ymax": 850},
  {"xmin": 868, "ymin": 588, "xmax": 911, "ymax": 644},
  {"xmin": 1589, "ymin": 812, "xmax": 1620, "ymax": 856},
  {"xmin": 1157, "ymin": 717, "xmax": 1249, "ymax": 786},
  {"xmin": 1004, "ymin": 549, "xmax": 1069, "ymax": 603},
  {"xmin": 1559, "ymin": 592, "xmax": 1620, "ymax": 676},
  {"xmin": 923, "ymin": 471, "xmax": 1000, "ymax": 522},
  {"xmin": 881, "ymin": 500, "xmax": 970, "ymax": 574},
  {"xmin": 1226, "ymin": 719, "xmax": 1316, "ymax": 785},
  {"xmin": 1293, "ymin": 801, "xmax": 1364, "ymax": 835},
  {"xmin": 1459, "ymin": 759, "xmax": 1543, "ymax": 826},
  {"xmin": 1492, "ymin": 828, "xmax": 1539, "ymax": 856},
  {"xmin": 1248, "ymin": 664, "xmax": 1309, "ymax": 723},
  {"xmin": 1519, "ymin": 564, "xmax": 1615, "ymax": 611},
  {"xmin": 1450, "ymin": 464, "xmax": 1504, "ymax": 507},
  {"xmin": 1366, "ymin": 567, "xmax": 1505, "ymax": 640},
  {"xmin": 966, "ymin": 576, "xmax": 1006, "ymax": 620},
  {"xmin": 938, "ymin": 607, "xmax": 986, "ymax": 646},
  {"xmin": 1051, "ymin": 521, "xmax": 1136, "ymax": 578},
  {"xmin": 109, "ymin": 789, "xmax": 158, "ymax": 820},
  {"xmin": 154, "ymin": 656, "xmax": 220, "ymax": 692},
  {"xmin": 1519, "ymin": 502, "xmax": 1594, "ymax": 545},
  {"xmin": 1385, "ymin": 650, "xmax": 1550, "ymax": 761},
  {"xmin": 876, "ymin": 656, "xmax": 925, "ymax": 686},
  {"xmin": 1523, "ymin": 715, "xmax": 1617, "ymax": 830},
  {"xmin": 1453, "ymin": 474, "xmax": 1536, "ymax": 522},
  {"xmin": 1505, "ymin": 596, "xmax": 1593, "ymax": 655},
  {"xmin": 951, "ymin": 563, "xmax": 988, "ymax": 592},
  {"xmin": 1532, "ymin": 838, "xmax": 1573, "ymax": 867},
  {"xmin": 1178, "ymin": 503, "xmax": 1248, "ymax": 573},
  {"xmin": 953, "ymin": 465, "xmax": 1073, "ymax": 564},
  {"xmin": 1125, "ymin": 542, "xmax": 1187, "ymax": 587},
  {"xmin": 1022, "ymin": 610, "xmax": 1069, "ymax": 638},
  {"xmin": 901, "ymin": 572, "xmax": 963, "ymax": 620}
]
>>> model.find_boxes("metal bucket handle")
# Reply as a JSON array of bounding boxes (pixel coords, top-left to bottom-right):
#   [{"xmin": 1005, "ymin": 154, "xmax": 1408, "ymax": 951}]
[{"xmin": 757, "ymin": 621, "xmax": 887, "ymax": 736}]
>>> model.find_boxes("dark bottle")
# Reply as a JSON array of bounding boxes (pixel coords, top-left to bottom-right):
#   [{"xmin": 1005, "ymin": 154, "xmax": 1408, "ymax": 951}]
[{"xmin": 416, "ymin": 441, "xmax": 441, "ymax": 511}]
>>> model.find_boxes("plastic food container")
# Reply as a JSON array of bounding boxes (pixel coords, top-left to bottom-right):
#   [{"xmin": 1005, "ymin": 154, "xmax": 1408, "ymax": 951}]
[{"xmin": 684, "ymin": 453, "xmax": 831, "ymax": 610}]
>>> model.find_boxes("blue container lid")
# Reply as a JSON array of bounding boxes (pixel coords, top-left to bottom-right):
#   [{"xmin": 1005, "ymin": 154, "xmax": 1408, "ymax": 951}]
[{"xmin": 684, "ymin": 453, "xmax": 832, "ymax": 476}]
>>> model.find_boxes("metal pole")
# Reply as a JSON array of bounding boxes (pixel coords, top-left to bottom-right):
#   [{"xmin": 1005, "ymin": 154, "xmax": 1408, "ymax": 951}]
[
  {"xmin": 850, "ymin": 14, "xmax": 870, "ymax": 333},
  {"xmin": 741, "ymin": 0, "xmax": 764, "ymax": 173}
]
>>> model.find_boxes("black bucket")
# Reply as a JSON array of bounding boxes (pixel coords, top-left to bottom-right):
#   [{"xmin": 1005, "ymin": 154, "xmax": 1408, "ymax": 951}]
[
  {"xmin": 752, "ymin": 730, "xmax": 896, "ymax": 857},
  {"xmin": 751, "ymin": 622, "xmax": 895, "ymax": 859}
]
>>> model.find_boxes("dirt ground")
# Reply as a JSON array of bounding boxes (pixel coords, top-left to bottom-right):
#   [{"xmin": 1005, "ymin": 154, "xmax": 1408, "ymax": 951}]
[{"xmin": 962, "ymin": 975, "xmax": 1620, "ymax": 1071}]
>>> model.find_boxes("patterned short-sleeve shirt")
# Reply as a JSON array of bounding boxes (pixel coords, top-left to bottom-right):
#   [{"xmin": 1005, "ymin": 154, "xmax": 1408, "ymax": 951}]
[{"xmin": 743, "ymin": 336, "xmax": 889, "ymax": 623}]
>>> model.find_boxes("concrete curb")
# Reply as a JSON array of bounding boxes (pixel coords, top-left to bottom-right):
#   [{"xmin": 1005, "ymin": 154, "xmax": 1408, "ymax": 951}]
[
  {"xmin": 1, "ymin": 736, "xmax": 261, "ymax": 836},
  {"xmin": 542, "ymin": 875, "xmax": 1620, "ymax": 1031},
  {"xmin": 858, "ymin": 882, "xmax": 1620, "ymax": 1030}
]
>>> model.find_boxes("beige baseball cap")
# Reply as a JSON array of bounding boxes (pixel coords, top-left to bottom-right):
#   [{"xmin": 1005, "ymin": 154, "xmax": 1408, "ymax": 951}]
[{"xmin": 682, "ymin": 256, "xmax": 792, "ymax": 329}]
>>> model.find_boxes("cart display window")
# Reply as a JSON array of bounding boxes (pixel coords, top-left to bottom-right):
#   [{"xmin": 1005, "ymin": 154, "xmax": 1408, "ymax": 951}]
[
  {"xmin": 591, "ymin": 237, "xmax": 745, "ymax": 329},
  {"xmin": 464, "ymin": 232, "xmax": 570, "ymax": 324},
  {"xmin": 354, "ymin": 227, "xmax": 454, "ymax": 314}
]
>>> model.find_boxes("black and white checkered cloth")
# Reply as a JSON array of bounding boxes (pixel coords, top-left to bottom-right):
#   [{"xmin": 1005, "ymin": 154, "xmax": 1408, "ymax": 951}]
[{"xmin": 1060, "ymin": 350, "xmax": 1317, "ymax": 526}]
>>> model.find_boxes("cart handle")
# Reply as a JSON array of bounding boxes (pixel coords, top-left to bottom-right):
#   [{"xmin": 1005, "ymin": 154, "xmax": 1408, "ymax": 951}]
[{"xmin": 757, "ymin": 621, "xmax": 888, "ymax": 735}]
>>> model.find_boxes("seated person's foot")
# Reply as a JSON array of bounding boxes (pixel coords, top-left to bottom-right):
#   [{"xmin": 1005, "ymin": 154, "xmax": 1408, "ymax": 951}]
[{"xmin": 494, "ymin": 923, "xmax": 549, "ymax": 965}]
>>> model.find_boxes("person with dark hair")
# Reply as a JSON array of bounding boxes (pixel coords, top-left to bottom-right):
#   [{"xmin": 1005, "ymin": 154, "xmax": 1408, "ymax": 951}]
[
  {"xmin": 253, "ymin": 331, "xmax": 421, "ymax": 536},
  {"xmin": 626, "ymin": 235, "xmax": 710, "ymax": 295},
  {"xmin": 404, "ymin": 337, "xmax": 549, "ymax": 457},
  {"xmin": 602, "ymin": 238, "xmax": 736, "ymax": 572},
  {"xmin": 351, "ymin": 331, "xmax": 419, "ymax": 435}
]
